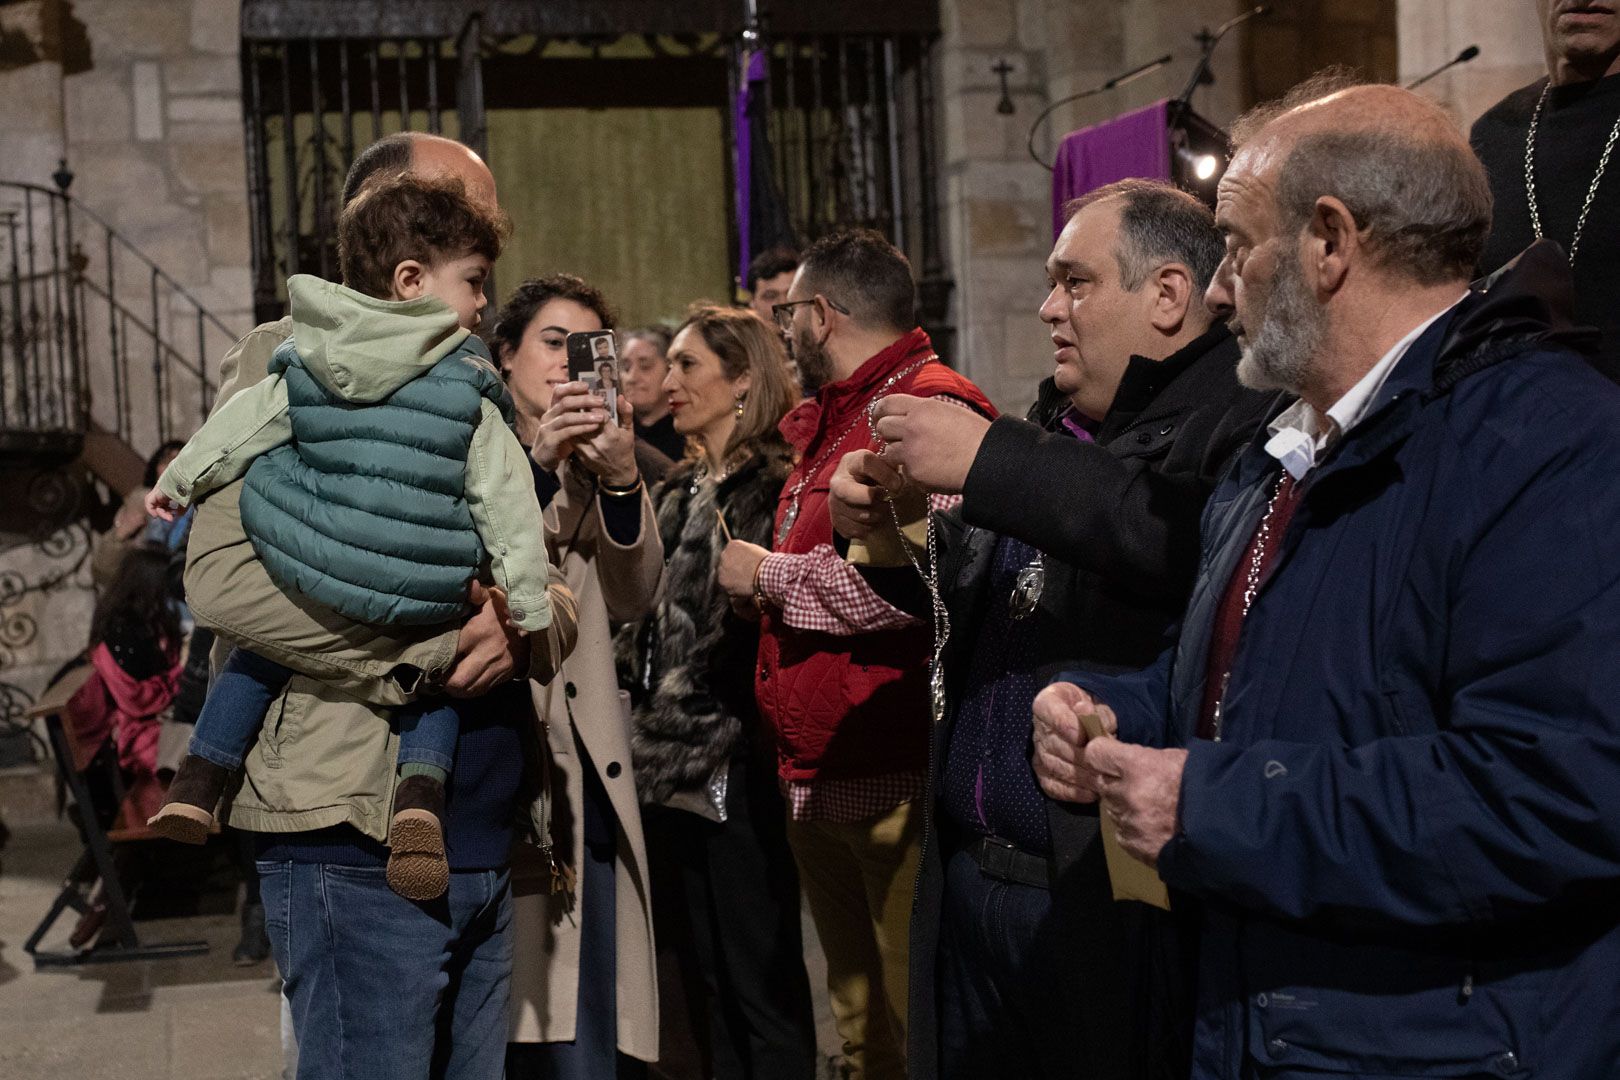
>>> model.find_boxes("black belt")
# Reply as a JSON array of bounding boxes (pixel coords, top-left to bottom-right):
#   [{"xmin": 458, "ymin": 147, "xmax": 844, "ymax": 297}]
[{"xmin": 966, "ymin": 835, "xmax": 1050, "ymax": 889}]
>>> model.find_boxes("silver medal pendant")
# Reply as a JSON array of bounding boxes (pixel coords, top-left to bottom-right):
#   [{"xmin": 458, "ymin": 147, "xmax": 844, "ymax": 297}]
[
  {"xmin": 776, "ymin": 501, "xmax": 799, "ymax": 547},
  {"xmin": 1008, "ymin": 559, "xmax": 1045, "ymax": 620},
  {"xmin": 929, "ymin": 662, "xmax": 947, "ymax": 724}
]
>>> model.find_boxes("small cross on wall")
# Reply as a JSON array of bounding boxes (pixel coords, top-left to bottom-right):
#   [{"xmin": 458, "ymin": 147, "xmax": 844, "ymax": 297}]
[{"xmin": 993, "ymin": 59, "xmax": 1016, "ymax": 114}]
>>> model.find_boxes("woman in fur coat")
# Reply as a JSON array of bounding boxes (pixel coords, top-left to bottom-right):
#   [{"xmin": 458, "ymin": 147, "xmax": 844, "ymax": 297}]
[{"xmin": 618, "ymin": 305, "xmax": 820, "ymax": 1079}]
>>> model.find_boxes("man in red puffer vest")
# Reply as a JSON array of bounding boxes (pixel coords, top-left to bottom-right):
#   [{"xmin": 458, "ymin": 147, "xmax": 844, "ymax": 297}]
[{"xmin": 719, "ymin": 228, "xmax": 995, "ymax": 1080}]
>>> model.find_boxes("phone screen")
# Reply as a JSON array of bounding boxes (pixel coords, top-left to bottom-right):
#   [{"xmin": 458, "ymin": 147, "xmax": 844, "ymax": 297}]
[{"xmin": 565, "ymin": 330, "xmax": 621, "ymax": 427}]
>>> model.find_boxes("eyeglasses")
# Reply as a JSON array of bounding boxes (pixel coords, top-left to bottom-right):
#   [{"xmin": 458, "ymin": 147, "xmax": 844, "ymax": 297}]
[{"xmin": 771, "ymin": 295, "xmax": 850, "ymax": 332}]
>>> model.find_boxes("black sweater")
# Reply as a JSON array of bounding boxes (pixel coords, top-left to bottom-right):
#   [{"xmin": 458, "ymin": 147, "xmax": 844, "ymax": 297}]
[{"xmin": 1471, "ymin": 71, "xmax": 1620, "ymax": 381}]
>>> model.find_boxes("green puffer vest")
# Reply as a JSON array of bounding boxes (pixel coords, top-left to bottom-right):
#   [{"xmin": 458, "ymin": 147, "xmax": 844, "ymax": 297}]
[{"xmin": 239, "ymin": 335, "xmax": 515, "ymax": 627}]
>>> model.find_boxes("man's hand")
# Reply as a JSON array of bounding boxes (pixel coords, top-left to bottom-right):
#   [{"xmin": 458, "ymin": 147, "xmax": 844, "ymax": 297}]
[
  {"xmin": 445, "ymin": 583, "xmax": 529, "ymax": 698},
  {"xmin": 869, "ymin": 394, "xmax": 991, "ymax": 495},
  {"xmin": 1031, "ymin": 682, "xmax": 1117, "ymax": 803},
  {"xmin": 718, "ymin": 539, "xmax": 769, "ymax": 601},
  {"xmin": 1086, "ymin": 740, "xmax": 1187, "ymax": 869},
  {"xmin": 144, "ymin": 488, "xmax": 182, "ymax": 523},
  {"xmin": 829, "ymin": 450, "xmax": 912, "ymax": 540}
]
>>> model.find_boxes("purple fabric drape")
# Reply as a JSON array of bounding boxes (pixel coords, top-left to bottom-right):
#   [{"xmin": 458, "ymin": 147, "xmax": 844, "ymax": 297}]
[
  {"xmin": 1050, "ymin": 99, "xmax": 1172, "ymax": 238},
  {"xmin": 735, "ymin": 50, "xmax": 767, "ymax": 275}
]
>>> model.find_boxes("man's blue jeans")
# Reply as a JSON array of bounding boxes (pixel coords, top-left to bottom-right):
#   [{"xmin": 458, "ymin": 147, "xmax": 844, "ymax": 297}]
[{"xmin": 257, "ymin": 859, "xmax": 513, "ymax": 1080}]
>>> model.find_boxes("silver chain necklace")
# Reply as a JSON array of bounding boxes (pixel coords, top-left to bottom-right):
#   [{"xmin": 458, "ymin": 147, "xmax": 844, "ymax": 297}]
[
  {"xmin": 1242, "ymin": 471, "xmax": 1291, "ymax": 618},
  {"xmin": 775, "ymin": 355, "xmax": 937, "ymax": 546},
  {"xmin": 867, "ymin": 410, "xmax": 952, "ymax": 725},
  {"xmin": 1211, "ymin": 470, "xmax": 1293, "ymax": 742},
  {"xmin": 1524, "ymin": 81, "xmax": 1620, "ymax": 265}
]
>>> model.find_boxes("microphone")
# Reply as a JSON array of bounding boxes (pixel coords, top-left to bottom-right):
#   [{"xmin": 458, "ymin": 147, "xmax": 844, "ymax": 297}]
[
  {"xmin": 1027, "ymin": 54, "xmax": 1176, "ymax": 170},
  {"xmin": 1405, "ymin": 45, "xmax": 1480, "ymax": 91}
]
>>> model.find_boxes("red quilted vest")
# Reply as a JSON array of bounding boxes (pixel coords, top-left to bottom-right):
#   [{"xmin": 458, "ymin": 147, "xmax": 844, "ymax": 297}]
[{"xmin": 757, "ymin": 329, "xmax": 997, "ymax": 784}]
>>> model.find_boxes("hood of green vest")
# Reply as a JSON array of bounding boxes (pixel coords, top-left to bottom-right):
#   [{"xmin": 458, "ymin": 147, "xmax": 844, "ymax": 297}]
[{"xmin": 286, "ymin": 274, "xmax": 472, "ymax": 404}]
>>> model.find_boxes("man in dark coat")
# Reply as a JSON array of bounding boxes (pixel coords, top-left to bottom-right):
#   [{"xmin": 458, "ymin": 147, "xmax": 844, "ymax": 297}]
[
  {"xmin": 830, "ymin": 180, "xmax": 1273, "ymax": 1079},
  {"xmin": 1034, "ymin": 82, "xmax": 1620, "ymax": 1080}
]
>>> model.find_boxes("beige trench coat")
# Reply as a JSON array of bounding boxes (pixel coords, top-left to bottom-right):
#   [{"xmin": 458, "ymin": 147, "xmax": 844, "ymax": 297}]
[
  {"xmin": 186, "ymin": 318, "xmax": 660, "ymax": 1060},
  {"xmin": 187, "ymin": 319, "xmax": 575, "ymax": 840},
  {"xmin": 508, "ymin": 457, "xmax": 662, "ymax": 1062}
]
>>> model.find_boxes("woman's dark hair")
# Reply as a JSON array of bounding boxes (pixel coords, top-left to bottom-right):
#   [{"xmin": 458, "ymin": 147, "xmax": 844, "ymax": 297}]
[
  {"xmin": 144, "ymin": 439, "xmax": 186, "ymax": 489},
  {"xmin": 90, "ymin": 545, "xmax": 181, "ymax": 658},
  {"xmin": 489, "ymin": 274, "xmax": 618, "ymax": 360}
]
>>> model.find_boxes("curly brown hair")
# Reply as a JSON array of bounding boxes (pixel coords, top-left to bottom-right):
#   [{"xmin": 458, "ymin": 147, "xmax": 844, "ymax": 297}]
[{"xmin": 337, "ymin": 171, "xmax": 510, "ymax": 299}]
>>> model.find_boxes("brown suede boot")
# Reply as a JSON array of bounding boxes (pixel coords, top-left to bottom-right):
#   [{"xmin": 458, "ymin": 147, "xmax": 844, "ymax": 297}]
[
  {"xmin": 387, "ymin": 774, "xmax": 448, "ymax": 902},
  {"xmin": 147, "ymin": 754, "xmax": 232, "ymax": 844}
]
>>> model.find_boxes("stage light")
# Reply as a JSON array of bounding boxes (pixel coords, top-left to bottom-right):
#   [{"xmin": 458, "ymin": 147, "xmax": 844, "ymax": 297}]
[{"xmin": 1174, "ymin": 141, "xmax": 1227, "ymax": 201}]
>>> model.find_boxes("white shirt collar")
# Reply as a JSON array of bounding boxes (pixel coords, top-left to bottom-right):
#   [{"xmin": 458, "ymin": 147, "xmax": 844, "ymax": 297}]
[{"xmin": 1264, "ymin": 295, "xmax": 1467, "ymax": 480}]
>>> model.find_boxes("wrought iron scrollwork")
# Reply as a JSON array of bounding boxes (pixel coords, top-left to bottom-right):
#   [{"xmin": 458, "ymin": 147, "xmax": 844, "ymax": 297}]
[{"xmin": 0, "ymin": 522, "xmax": 94, "ymax": 763}]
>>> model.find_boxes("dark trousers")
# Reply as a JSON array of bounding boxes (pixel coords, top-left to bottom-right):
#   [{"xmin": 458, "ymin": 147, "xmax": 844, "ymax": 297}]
[
  {"xmin": 648, "ymin": 756, "xmax": 818, "ymax": 1080},
  {"xmin": 507, "ymin": 750, "xmax": 646, "ymax": 1080},
  {"xmin": 937, "ymin": 843, "xmax": 1127, "ymax": 1080}
]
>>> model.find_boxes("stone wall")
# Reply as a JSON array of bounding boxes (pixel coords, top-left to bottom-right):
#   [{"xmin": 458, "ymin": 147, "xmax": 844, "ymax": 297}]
[
  {"xmin": 0, "ymin": 0, "xmax": 250, "ymax": 790},
  {"xmin": 60, "ymin": 0, "xmax": 252, "ymax": 331},
  {"xmin": 937, "ymin": 0, "xmax": 1251, "ymax": 413}
]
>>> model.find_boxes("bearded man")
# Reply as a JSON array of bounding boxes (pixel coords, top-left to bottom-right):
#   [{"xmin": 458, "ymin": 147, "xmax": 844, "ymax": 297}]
[{"xmin": 1032, "ymin": 78, "xmax": 1620, "ymax": 1080}]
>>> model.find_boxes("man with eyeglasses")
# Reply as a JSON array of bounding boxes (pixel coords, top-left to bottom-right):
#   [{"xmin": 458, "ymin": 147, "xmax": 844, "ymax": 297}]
[{"xmin": 716, "ymin": 227, "xmax": 994, "ymax": 1080}]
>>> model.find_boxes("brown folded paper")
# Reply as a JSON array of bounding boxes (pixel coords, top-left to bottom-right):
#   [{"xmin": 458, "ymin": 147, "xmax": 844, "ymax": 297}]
[{"xmin": 1079, "ymin": 710, "xmax": 1171, "ymax": 910}]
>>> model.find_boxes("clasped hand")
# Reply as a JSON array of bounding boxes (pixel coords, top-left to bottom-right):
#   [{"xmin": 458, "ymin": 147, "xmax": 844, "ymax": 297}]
[{"xmin": 1030, "ymin": 682, "xmax": 1187, "ymax": 869}]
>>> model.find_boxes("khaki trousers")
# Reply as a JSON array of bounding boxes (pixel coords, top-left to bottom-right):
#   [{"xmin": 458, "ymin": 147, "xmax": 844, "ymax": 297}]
[{"xmin": 785, "ymin": 799, "xmax": 923, "ymax": 1080}]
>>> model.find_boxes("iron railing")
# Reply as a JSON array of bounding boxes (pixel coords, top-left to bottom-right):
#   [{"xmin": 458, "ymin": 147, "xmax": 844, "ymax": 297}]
[
  {"xmin": 240, "ymin": 4, "xmax": 949, "ymax": 350},
  {"xmin": 744, "ymin": 31, "xmax": 949, "ymax": 349},
  {"xmin": 0, "ymin": 178, "xmax": 238, "ymax": 461}
]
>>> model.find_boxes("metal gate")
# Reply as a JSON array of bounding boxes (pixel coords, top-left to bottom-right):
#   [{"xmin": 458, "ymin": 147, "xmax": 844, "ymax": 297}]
[{"xmin": 239, "ymin": 0, "xmax": 951, "ymax": 353}]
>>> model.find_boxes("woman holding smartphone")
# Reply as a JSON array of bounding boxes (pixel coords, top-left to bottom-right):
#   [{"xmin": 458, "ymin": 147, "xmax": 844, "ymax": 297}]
[
  {"xmin": 492, "ymin": 274, "xmax": 662, "ymax": 1079},
  {"xmin": 618, "ymin": 305, "xmax": 818, "ymax": 1079}
]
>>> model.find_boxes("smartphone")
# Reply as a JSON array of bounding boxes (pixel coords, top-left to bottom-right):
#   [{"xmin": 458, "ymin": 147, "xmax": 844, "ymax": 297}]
[{"xmin": 565, "ymin": 329, "xmax": 621, "ymax": 427}]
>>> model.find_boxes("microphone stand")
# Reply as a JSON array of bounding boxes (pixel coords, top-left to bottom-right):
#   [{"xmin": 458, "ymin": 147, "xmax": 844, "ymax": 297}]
[
  {"xmin": 1027, "ymin": 54, "xmax": 1175, "ymax": 170},
  {"xmin": 1170, "ymin": 3, "xmax": 1271, "ymax": 125}
]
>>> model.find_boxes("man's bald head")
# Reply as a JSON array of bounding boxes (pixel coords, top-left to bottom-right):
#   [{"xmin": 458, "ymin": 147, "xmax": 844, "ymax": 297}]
[
  {"xmin": 341, "ymin": 132, "xmax": 497, "ymax": 210},
  {"xmin": 1227, "ymin": 80, "xmax": 1491, "ymax": 286}
]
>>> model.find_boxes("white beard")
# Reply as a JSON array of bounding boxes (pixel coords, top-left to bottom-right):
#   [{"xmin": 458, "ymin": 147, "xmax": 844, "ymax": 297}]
[{"xmin": 1236, "ymin": 249, "xmax": 1324, "ymax": 396}]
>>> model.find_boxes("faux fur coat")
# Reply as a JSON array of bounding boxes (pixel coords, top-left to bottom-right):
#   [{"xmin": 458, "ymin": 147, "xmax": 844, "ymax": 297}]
[{"xmin": 617, "ymin": 442, "xmax": 793, "ymax": 808}]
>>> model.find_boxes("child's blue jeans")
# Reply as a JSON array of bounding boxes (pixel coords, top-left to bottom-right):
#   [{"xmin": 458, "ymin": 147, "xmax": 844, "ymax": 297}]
[{"xmin": 188, "ymin": 646, "xmax": 459, "ymax": 774}]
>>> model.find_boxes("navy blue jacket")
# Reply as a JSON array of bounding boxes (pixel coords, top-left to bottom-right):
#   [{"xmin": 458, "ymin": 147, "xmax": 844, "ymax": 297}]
[{"xmin": 1064, "ymin": 243, "xmax": 1620, "ymax": 1080}]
